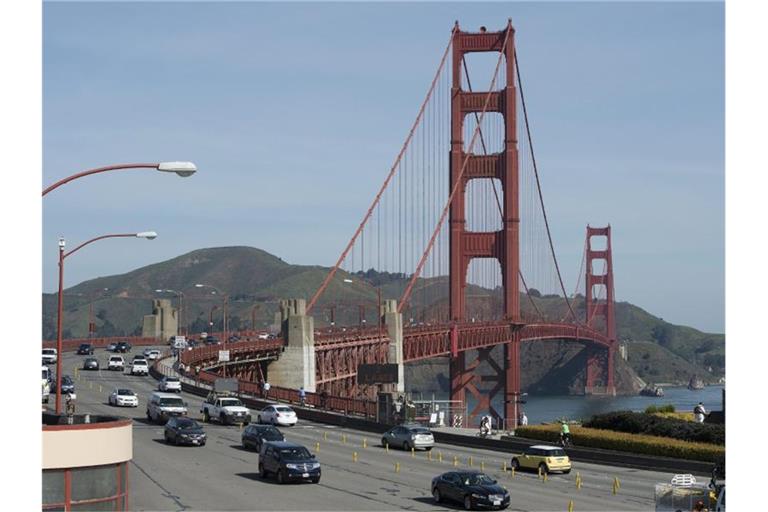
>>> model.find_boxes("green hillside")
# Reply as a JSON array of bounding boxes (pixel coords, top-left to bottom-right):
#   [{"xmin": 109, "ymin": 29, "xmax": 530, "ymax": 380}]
[{"xmin": 42, "ymin": 246, "xmax": 724, "ymax": 384}]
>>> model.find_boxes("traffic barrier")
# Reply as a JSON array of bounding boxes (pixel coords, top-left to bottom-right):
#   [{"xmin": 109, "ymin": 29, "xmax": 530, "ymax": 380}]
[
  {"xmin": 511, "ymin": 467, "xmax": 516, "ymax": 478},
  {"xmin": 576, "ymin": 472, "xmax": 582, "ymax": 490},
  {"xmin": 386, "ymin": 444, "xmax": 389, "ymax": 453},
  {"xmin": 395, "ymin": 462, "xmax": 400, "ymax": 473},
  {"xmin": 428, "ymin": 450, "xmax": 432, "ymax": 461},
  {"xmin": 362, "ymin": 438, "xmax": 367, "ymax": 449},
  {"xmin": 502, "ymin": 461, "xmax": 507, "ymax": 472},
  {"xmin": 538, "ymin": 466, "xmax": 542, "ymax": 479},
  {"xmin": 323, "ymin": 431, "xmax": 328, "ymax": 441},
  {"xmin": 411, "ymin": 447, "xmax": 415, "ymax": 458},
  {"xmin": 352, "ymin": 452, "xmax": 358, "ymax": 462},
  {"xmin": 543, "ymin": 472, "xmax": 548, "ymax": 483},
  {"xmin": 468, "ymin": 456, "xmax": 473, "ymax": 467},
  {"xmin": 438, "ymin": 451, "xmax": 443, "ymax": 463},
  {"xmin": 342, "ymin": 434, "xmax": 347, "ymax": 444},
  {"xmin": 568, "ymin": 500, "xmax": 574, "ymax": 512},
  {"xmin": 315, "ymin": 442, "xmax": 320, "ymax": 452},
  {"xmin": 480, "ymin": 461, "xmax": 485, "ymax": 471},
  {"xmin": 612, "ymin": 476, "xmax": 620, "ymax": 495},
  {"xmin": 453, "ymin": 456, "xmax": 458, "ymax": 467}
]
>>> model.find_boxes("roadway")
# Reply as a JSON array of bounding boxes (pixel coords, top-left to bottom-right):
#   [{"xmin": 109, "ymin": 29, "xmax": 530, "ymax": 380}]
[{"xmin": 56, "ymin": 349, "xmax": 666, "ymax": 511}]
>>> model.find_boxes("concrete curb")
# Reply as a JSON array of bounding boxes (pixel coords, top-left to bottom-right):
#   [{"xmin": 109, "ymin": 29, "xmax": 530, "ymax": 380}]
[{"xmin": 150, "ymin": 359, "xmax": 716, "ymax": 476}]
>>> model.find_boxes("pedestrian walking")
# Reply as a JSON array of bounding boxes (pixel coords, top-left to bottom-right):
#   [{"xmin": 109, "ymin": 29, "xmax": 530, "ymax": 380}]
[{"xmin": 263, "ymin": 381, "xmax": 271, "ymax": 400}]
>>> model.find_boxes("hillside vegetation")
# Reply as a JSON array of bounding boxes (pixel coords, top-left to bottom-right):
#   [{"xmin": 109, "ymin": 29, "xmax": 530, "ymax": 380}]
[{"xmin": 42, "ymin": 246, "xmax": 724, "ymax": 387}]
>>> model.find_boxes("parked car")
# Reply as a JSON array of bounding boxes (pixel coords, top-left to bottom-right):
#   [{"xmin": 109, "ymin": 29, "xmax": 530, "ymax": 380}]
[
  {"xmin": 431, "ymin": 471, "xmax": 510, "ymax": 510},
  {"xmin": 82, "ymin": 357, "xmax": 99, "ymax": 370},
  {"xmin": 42, "ymin": 348, "xmax": 57, "ymax": 365},
  {"xmin": 146, "ymin": 392, "xmax": 188, "ymax": 423},
  {"xmin": 381, "ymin": 424, "xmax": 434, "ymax": 451},
  {"xmin": 106, "ymin": 342, "xmax": 118, "ymax": 352},
  {"xmin": 242, "ymin": 424, "xmax": 285, "ymax": 451},
  {"xmin": 115, "ymin": 341, "xmax": 132, "ymax": 353},
  {"xmin": 76, "ymin": 343, "xmax": 94, "ymax": 355},
  {"xmin": 107, "ymin": 355, "xmax": 125, "ymax": 371},
  {"xmin": 109, "ymin": 388, "xmax": 138, "ymax": 407},
  {"xmin": 510, "ymin": 445, "xmax": 571, "ymax": 475},
  {"xmin": 143, "ymin": 348, "xmax": 161, "ymax": 360},
  {"xmin": 258, "ymin": 405, "xmax": 298, "ymax": 426},
  {"xmin": 164, "ymin": 417, "xmax": 206, "ymax": 446},
  {"xmin": 158, "ymin": 376, "xmax": 182, "ymax": 393},
  {"xmin": 258, "ymin": 441, "xmax": 320, "ymax": 484},
  {"xmin": 52, "ymin": 375, "xmax": 75, "ymax": 394}
]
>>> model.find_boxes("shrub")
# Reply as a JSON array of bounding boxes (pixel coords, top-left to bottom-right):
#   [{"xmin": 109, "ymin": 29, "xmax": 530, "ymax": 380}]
[
  {"xmin": 514, "ymin": 424, "xmax": 723, "ymax": 463},
  {"xmin": 584, "ymin": 411, "xmax": 724, "ymax": 445}
]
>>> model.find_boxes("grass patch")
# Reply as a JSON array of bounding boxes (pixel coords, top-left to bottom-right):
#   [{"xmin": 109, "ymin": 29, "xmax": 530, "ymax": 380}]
[{"xmin": 515, "ymin": 424, "xmax": 723, "ymax": 463}]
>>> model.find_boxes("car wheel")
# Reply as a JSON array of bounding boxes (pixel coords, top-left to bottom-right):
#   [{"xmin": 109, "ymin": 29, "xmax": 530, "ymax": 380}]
[
  {"xmin": 510, "ymin": 458, "xmax": 520, "ymax": 471},
  {"xmin": 464, "ymin": 495, "xmax": 473, "ymax": 510},
  {"xmin": 403, "ymin": 441, "xmax": 411, "ymax": 451},
  {"xmin": 257, "ymin": 416, "xmax": 262, "ymax": 424},
  {"xmin": 220, "ymin": 413, "xmax": 227, "ymax": 425},
  {"xmin": 425, "ymin": 446, "xmax": 433, "ymax": 451},
  {"xmin": 164, "ymin": 432, "xmax": 171, "ymax": 444},
  {"xmin": 538, "ymin": 463, "xmax": 549, "ymax": 476},
  {"xmin": 432, "ymin": 488, "xmax": 441, "ymax": 503},
  {"xmin": 147, "ymin": 411, "xmax": 152, "ymax": 422},
  {"xmin": 563, "ymin": 469, "xmax": 571, "ymax": 474},
  {"xmin": 203, "ymin": 411, "xmax": 210, "ymax": 423},
  {"xmin": 271, "ymin": 418, "xmax": 276, "ymax": 426},
  {"xmin": 277, "ymin": 470, "xmax": 286, "ymax": 485},
  {"xmin": 381, "ymin": 438, "xmax": 389, "ymax": 448}
]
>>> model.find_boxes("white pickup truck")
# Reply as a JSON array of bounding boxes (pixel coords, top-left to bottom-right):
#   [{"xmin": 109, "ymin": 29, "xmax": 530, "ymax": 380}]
[{"xmin": 201, "ymin": 392, "xmax": 252, "ymax": 425}]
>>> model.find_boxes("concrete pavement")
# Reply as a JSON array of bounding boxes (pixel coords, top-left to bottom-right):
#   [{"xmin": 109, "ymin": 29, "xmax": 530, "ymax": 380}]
[{"xmin": 55, "ymin": 349, "xmax": 667, "ymax": 511}]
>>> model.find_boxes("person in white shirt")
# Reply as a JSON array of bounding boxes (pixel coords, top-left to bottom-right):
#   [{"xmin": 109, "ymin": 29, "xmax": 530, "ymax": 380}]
[
  {"xmin": 520, "ymin": 412, "xmax": 528, "ymax": 426},
  {"xmin": 693, "ymin": 402, "xmax": 707, "ymax": 423}
]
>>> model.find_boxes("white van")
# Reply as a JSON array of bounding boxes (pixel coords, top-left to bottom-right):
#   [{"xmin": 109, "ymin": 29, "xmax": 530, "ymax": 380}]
[
  {"xmin": 41, "ymin": 366, "xmax": 51, "ymax": 404},
  {"xmin": 42, "ymin": 348, "xmax": 57, "ymax": 365},
  {"xmin": 146, "ymin": 392, "xmax": 188, "ymax": 423}
]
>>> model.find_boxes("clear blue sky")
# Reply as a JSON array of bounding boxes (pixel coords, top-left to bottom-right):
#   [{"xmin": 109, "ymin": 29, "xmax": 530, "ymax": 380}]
[{"xmin": 42, "ymin": 2, "xmax": 724, "ymax": 333}]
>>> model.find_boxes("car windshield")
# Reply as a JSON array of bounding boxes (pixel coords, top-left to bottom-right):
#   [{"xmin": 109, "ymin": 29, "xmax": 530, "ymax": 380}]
[
  {"xmin": 134, "ymin": 361, "xmax": 147, "ymax": 365},
  {"xmin": 409, "ymin": 428, "xmax": 431, "ymax": 434},
  {"xmin": 117, "ymin": 389, "xmax": 134, "ymax": 396},
  {"xmin": 463, "ymin": 474, "xmax": 495, "ymax": 486},
  {"xmin": 176, "ymin": 419, "xmax": 200, "ymax": 430},
  {"xmin": 279, "ymin": 447, "xmax": 311, "ymax": 459},
  {"xmin": 221, "ymin": 398, "xmax": 243, "ymax": 407},
  {"xmin": 276, "ymin": 407, "xmax": 293, "ymax": 413},
  {"xmin": 110, "ymin": 357, "xmax": 122, "ymax": 361},
  {"xmin": 43, "ymin": 349, "xmax": 55, "ymax": 354},
  {"xmin": 264, "ymin": 429, "xmax": 283, "ymax": 440},
  {"xmin": 165, "ymin": 378, "xmax": 179, "ymax": 383},
  {"xmin": 62, "ymin": 376, "xmax": 73, "ymax": 384},
  {"xmin": 159, "ymin": 398, "xmax": 184, "ymax": 407},
  {"xmin": 79, "ymin": 344, "xmax": 89, "ymax": 348}
]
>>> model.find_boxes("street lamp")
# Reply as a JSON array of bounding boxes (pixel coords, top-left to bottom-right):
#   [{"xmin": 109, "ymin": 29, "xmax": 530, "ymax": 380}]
[
  {"xmin": 42, "ymin": 161, "xmax": 197, "ymax": 196},
  {"xmin": 155, "ymin": 289, "xmax": 185, "ymax": 335},
  {"xmin": 195, "ymin": 283, "xmax": 228, "ymax": 346},
  {"xmin": 54, "ymin": 231, "xmax": 157, "ymax": 414},
  {"xmin": 87, "ymin": 288, "xmax": 109, "ymax": 338}
]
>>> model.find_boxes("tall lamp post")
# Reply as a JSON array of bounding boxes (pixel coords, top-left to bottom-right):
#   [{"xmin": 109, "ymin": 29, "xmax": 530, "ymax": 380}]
[
  {"xmin": 195, "ymin": 284, "xmax": 228, "ymax": 344},
  {"xmin": 54, "ymin": 231, "xmax": 158, "ymax": 414},
  {"xmin": 43, "ymin": 161, "xmax": 196, "ymax": 196},
  {"xmin": 155, "ymin": 289, "xmax": 185, "ymax": 335}
]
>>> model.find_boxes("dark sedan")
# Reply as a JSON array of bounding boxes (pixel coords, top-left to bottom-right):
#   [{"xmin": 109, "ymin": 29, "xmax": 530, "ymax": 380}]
[
  {"xmin": 82, "ymin": 357, "xmax": 99, "ymax": 370},
  {"xmin": 204, "ymin": 336, "xmax": 220, "ymax": 346},
  {"xmin": 242, "ymin": 424, "xmax": 285, "ymax": 451},
  {"xmin": 164, "ymin": 417, "xmax": 207, "ymax": 446},
  {"xmin": 431, "ymin": 471, "xmax": 510, "ymax": 510},
  {"xmin": 115, "ymin": 341, "xmax": 132, "ymax": 353},
  {"xmin": 51, "ymin": 375, "xmax": 75, "ymax": 394},
  {"xmin": 76, "ymin": 343, "xmax": 94, "ymax": 355}
]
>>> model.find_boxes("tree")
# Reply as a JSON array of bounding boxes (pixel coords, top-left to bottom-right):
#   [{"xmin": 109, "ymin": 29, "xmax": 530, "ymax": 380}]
[{"xmin": 651, "ymin": 324, "xmax": 671, "ymax": 347}]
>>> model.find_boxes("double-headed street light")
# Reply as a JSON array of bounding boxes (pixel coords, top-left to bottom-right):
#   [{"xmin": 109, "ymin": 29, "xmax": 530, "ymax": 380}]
[
  {"xmin": 42, "ymin": 161, "xmax": 197, "ymax": 196},
  {"xmin": 54, "ymin": 231, "xmax": 157, "ymax": 414}
]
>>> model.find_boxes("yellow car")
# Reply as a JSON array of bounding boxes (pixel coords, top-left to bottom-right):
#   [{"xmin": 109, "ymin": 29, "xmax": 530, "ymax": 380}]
[{"xmin": 510, "ymin": 445, "xmax": 571, "ymax": 475}]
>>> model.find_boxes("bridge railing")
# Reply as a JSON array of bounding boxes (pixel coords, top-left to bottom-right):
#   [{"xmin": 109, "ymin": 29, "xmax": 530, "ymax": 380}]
[{"xmin": 42, "ymin": 336, "xmax": 159, "ymax": 351}]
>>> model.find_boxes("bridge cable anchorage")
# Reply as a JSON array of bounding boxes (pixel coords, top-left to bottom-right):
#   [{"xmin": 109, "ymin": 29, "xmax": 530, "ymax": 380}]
[
  {"xmin": 398, "ymin": 26, "xmax": 513, "ymax": 314},
  {"xmin": 306, "ymin": 27, "xmax": 457, "ymax": 314},
  {"xmin": 514, "ymin": 50, "xmax": 580, "ymax": 324},
  {"xmin": 461, "ymin": 55, "xmax": 544, "ymax": 323}
]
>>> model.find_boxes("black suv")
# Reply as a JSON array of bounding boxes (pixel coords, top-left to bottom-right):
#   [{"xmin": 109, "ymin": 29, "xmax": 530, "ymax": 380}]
[
  {"xmin": 258, "ymin": 441, "xmax": 320, "ymax": 484},
  {"xmin": 115, "ymin": 341, "xmax": 132, "ymax": 353},
  {"xmin": 76, "ymin": 343, "xmax": 94, "ymax": 355}
]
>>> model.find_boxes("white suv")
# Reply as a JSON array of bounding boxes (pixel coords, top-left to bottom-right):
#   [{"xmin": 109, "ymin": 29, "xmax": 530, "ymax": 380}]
[
  {"xmin": 42, "ymin": 348, "xmax": 57, "ymax": 365},
  {"xmin": 131, "ymin": 359, "xmax": 149, "ymax": 376},
  {"xmin": 108, "ymin": 355, "xmax": 125, "ymax": 371},
  {"xmin": 158, "ymin": 376, "xmax": 182, "ymax": 393}
]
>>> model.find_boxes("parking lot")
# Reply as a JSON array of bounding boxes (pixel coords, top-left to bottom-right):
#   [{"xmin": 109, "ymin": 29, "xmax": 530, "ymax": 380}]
[{"xmin": 57, "ymin": 349, "xmax": 666, "ymax": 511}]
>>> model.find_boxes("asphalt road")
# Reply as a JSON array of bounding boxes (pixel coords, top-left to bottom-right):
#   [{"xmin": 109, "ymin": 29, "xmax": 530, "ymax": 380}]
[{"xmin": 55, "ymin": 349, "xmax": 667, "ymax": 512}]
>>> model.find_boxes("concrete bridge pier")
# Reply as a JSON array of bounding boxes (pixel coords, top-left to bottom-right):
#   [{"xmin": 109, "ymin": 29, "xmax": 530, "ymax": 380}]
[
  {"xmin": 382, "ymin": 299, "xmax": 404, "ymax": 394},
  {"xmin": 267, "ymin": 299, "xmax": 316, "ymax": 392}
]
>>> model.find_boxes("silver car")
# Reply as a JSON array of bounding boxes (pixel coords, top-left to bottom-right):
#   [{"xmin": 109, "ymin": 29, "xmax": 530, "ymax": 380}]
[{"xmin": 381, "ymin": 424, "xmax": 434, "ymax": 451}]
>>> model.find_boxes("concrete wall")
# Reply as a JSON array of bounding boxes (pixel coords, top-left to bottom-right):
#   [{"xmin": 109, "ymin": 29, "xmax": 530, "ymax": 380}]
[
  {"xmin": 43, "ymin": 419, "xmax": 132, "ymax": 469},
  {"xmin": 142, "ymin": 299, "xmax": 178, "ymax": 340},
  {"xmin": 268, "ymin": 299, "xmax": 316, "ymax": 392}
]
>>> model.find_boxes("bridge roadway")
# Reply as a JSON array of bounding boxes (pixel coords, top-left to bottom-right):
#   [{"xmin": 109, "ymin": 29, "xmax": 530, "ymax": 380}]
[{"xmin": 59, "ymin": 349, "xmax": 664, "ymax": 511}]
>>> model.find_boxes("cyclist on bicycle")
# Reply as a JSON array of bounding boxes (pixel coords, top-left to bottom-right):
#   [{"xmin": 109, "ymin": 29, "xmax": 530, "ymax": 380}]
[{"xmin": 560, "ymin": 420, "xmax": 571, "ymax": 445}]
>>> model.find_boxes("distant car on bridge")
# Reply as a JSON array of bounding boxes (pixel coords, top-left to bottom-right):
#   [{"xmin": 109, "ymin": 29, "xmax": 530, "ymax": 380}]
[
  {"xmin": 241, "ymin": 424, "xmax": 285, "ymax": 452},
  {"xmin": 109, "ymin": 388, "xmax": 138, "ymax": 407},
  {"xmin": 106, "ymin": 342, "xmax": 118, "ymax": 352},
  {"xmin": 115, "ymin": 341, "xmax": 132, "ymax": 353},
  {"xmin": 42, "ymin": 348, "xmax": 57, "ymax": 365},
  {"xmin": 143, "ymin": 349, "xmax": 161, "ymax": 360},
  {"xmin": 158, "ymin": 376, "xmax": 182, "ymax": 393},
  {"xmin": 510, "ymin": 445, "xmax": 571, "ymax": 475},
  {"xmin": 381, "ymin": 424, "xmax": 434, "ymax": 451},
  {"xmin": 76, "ymin": 343, "xmax": 94, "ymax": 355},
  {"xmin": 107, "ymin": 355, "xmax": 125, "ymax": 371},
  {"xmin": 164, "ymin": 417, "xmax": 206, "ymax": 446},
  {"xmin": 82, "ymin": 357, "xmax": 99, "ymax": 370},
  {"xmin": 258, "ymin": 405, "xmax": 297, "ymax": 426}
]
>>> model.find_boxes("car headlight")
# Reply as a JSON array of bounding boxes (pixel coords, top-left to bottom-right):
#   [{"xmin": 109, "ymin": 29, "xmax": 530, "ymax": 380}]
[
  {"xmin": 286, "ymin": 464, "xmax": 300, "ymax": 470},
  {"xmin": 310, "ymin": 462, "xmax": 320, "ymax": 469}
]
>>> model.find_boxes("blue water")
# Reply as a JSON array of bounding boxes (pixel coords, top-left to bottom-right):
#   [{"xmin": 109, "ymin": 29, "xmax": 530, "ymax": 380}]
[
  {"xmin": 417, "ymin": 385, "xmax": 725, "ymax": 425},
  {"xmin": 515, "ymin": 385, "xmax": 725, "ymax": 425}
]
